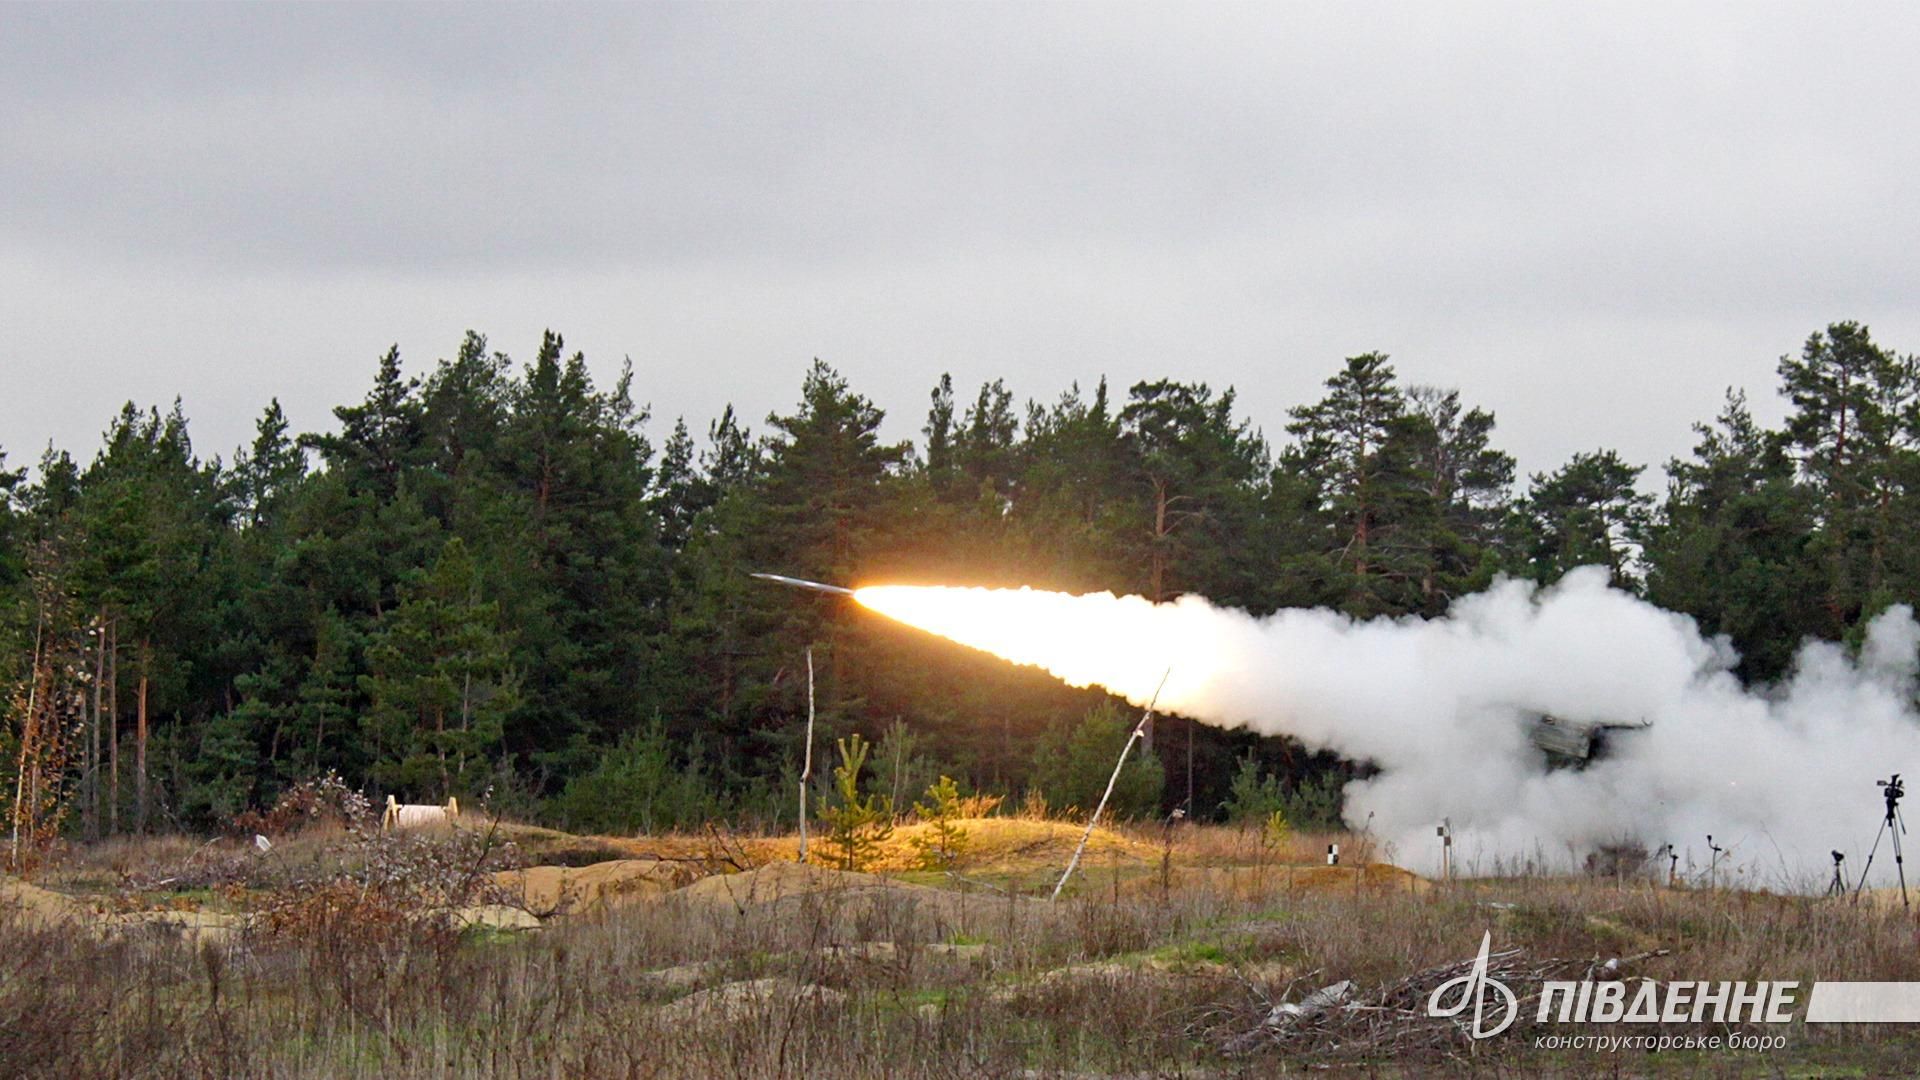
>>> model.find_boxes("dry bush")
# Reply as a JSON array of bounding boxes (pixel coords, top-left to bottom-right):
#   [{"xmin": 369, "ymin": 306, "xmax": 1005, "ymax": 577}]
[
  {"xmin": 254, "ymin": 816, "xmax": 522, "ymax": 932},
  {"xmin": 229, "ymin": 771, "xmax": 372, "ymax": 838},
  {"xmin": 0, "ymin": 906, "xmax": 121, "ymax": 1075},
  {"xmin": 953, "ymin": 791, "xmax": 1003, "ymax": 818}
]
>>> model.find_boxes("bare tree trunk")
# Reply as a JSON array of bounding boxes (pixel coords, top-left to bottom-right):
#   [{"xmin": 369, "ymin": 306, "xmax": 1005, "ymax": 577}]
[
  {"xmin": 10, "ymin": 610, "xmax": 46, "ymax": 869},
  {"xmin": 136, "ymin": 640, "xmax": 149, "ymax": 833},
  {"xmin": 457, "ymin": 670, "xmax": 472, "ymax": 789},
  {"xmin": 1185, "ymin": 714, "xmax": 1194, "ymax": 813},
  {"xmin": 1150, "ymin": 481, "xmax": 1169, "ymax": 604},
  {"xmin": 108, "ymin": 621, "xmax": 119, "ymax": 835},
  {"xmin": 88, "ymin": 611, "xmax": 104, "ymax": 840},
  {"xmin": 313, "ymin": 636, "xmax": 326, "ymax": 764},
  {"xmin": 797, "ymin": 647, "xmax": 815, "ymax": 863}
]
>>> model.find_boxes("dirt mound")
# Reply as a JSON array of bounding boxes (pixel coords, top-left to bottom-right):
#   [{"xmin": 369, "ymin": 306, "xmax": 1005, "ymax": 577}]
[
  {"xmin": 0, "ymin": 876, "xmax": 92, "ymax": 926},
  {"xmin": 1122, "ymin": 862, "xmax": 1428, "ymax": 899},
  {"xmin": 673, "ymin": 860, "xmax": 904, "ymax": 910},
  {"xmin": 487, "ymin": 822, "xmax": 639, "ymax": 867},
  {"xmin": 4, "ymin": 877, "xmax": 253, "ymax": 945},
  {"xmin": 666, "ymin": 860, "xmax": 1023, "ymax": 939},
  {"xmin": 492, "ymin": 858, "xmax": 696, "ymax": 916},
  {"xmin": 451, "ymin": 904, "xmax": 543, "ymax": 931}
]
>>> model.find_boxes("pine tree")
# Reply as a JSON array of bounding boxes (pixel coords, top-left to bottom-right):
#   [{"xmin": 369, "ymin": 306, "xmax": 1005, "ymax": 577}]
[
  {"xmin": 1285, "ymin": 354, "xmax": 1433, "ymax": 615},
  {"xmin": 956, "ymin": 378, "xmax": 1021, "ymax": 505},
  {"xmin": 495, "ymin": 331, "xmax": 666, "ymax": 771},
  {"xmin": 1029, "ymin": 702, "xmax": 1164, "ymax": 819},
  {"xmin": 72, "ymin": 402, "xmax": 225, "ymax": 832},
  {"xmin": 1776, "ymin": 322, "xmax": 1919, "ymax": 628},
  {"xmin": 1118, "ymin": 379, "xmax": 1267, "ymax": 605},
  {"xmin": 360, "ymin": 538, "xmax": 518, "ymax": 798},
  {"xmin": 233, "ymin": 400, "xmax": 307, "ymax": 530},
  {"xmin": 1401, "ymin": 386, "xmax": 1515, "ymax": 613},
  {"xmin": 760, "ymin": 360, "xmax": 911, "ymax": 583},
  {"xmin": 650, "ymin": 418, "xmax": 702, "ymax": 551},
  {"xmin": 909, "ymin": 774, "xmax": 971, "ymax": 870},
  {"xmin": 304, "ymin": 345, "xmax": 425, "ymax": 499},
  {"xmin": 1510, "ymin": 450, "xmax": 1652, "ymax": 588},
  {"xmin": 1009, "ymin": 379, "xmax": 1132, "ymax": 589},
  {"xmin": 924, "ymin": 373, "xmax": 958, "ymax": 497},
  {"xmin": 1642, "ymin": 391, "xmax": 1824, "ymax": 680},
  {"xmin": 817, "ymin": 733, "xmax": 893, "ymax": 872}
]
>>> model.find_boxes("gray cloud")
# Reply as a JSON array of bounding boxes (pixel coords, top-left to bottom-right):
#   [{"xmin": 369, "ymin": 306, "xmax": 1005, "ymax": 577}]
[{"xmin": 4, "ymin": 2, "xmax": 1919, "ymax": 483}]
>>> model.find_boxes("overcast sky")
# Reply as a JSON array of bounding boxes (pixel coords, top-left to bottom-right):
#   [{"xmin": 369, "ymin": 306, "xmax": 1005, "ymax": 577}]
[{"xmin": 5, "ymin": 3, "xmax": 1919, "ymax": 485}]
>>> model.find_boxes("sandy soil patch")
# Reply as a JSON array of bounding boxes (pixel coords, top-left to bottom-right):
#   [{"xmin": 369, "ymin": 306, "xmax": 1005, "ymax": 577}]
[{"xmin": 492, "ymin": 858, "xmax": 696, "ymax": 916}]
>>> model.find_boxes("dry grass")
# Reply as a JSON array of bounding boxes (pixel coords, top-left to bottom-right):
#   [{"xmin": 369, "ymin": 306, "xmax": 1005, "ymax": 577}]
[
  {"xmin": 864, "ymin": 816, "xmax": 1160, "ymax": 874},
  {"xmin": 6, "ymin": 822, "xmax": 1920, "ymax": 1076}
]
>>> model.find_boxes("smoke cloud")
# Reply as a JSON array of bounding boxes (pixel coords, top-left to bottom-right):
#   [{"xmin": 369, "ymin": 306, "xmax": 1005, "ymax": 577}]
[{"xmin": 856, "ymin": 569, "xmax": 1920, "ymax": 886}]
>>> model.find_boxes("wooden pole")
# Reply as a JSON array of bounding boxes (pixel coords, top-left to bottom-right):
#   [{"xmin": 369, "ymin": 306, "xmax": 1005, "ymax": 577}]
[
  {"xmin": 108, "ymin": 620, "xmax": 118, "ymax": 835},
  {"xmin": 136, "ymin": 641, "xmax": 149, "ymax": 833},
  {"xmin": 88, "ymin": 613, "xmax": 103, "ymax": 840},
  {"xmin": 1051, "ymin": 670, "xmax": 1170, "ymax": 902},
  {"xmin": 797, "ymin": 646, "xmax": 815, "ymax": 863},
  {"xmin": 10, "ymin": 608, "xmax": 46, "ymax": 869}
]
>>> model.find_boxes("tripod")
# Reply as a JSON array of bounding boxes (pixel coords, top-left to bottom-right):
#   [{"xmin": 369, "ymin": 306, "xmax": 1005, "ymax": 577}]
[
  {"xmin": 1827, "ymin": 851, "xmax": 1848, "ymax": 898},
  {"xmin": 1854, "ymin": 774, "xmax": 1908, "ymax": 910}
]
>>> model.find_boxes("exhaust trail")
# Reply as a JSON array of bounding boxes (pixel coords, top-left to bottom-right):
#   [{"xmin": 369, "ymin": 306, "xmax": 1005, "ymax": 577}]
[{"xmin": 855, "ymin": 568, "xmax": 1920, "ymax": 884}]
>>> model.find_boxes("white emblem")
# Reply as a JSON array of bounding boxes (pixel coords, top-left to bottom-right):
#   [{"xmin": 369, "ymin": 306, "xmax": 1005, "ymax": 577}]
[{"xmin": 1428, "ymin": 931, "xmax": 1519, "ymax": 1039}]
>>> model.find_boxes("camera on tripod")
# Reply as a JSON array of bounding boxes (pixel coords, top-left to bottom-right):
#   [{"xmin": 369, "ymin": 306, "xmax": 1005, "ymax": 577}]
[{"xmin": 1858, "ymin": 772, "xmax": 1911, "ymax": 909}]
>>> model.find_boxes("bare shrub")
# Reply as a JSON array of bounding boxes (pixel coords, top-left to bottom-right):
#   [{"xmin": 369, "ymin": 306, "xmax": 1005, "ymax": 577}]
[{"xmin": 229, "ymin": 771, "xmax": 372, "ymax": 838}]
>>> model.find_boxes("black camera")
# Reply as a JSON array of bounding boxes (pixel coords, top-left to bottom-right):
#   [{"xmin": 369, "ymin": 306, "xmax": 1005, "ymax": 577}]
[{"xmin": 1859, "ymin": 774, "xmax": 1912, "ymax": 907}]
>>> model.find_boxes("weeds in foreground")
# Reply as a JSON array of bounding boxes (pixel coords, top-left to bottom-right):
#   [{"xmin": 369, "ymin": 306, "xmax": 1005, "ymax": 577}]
[{"xmin": 9, "ymin": 845, "xmax": 1920, "ymax": 1077}]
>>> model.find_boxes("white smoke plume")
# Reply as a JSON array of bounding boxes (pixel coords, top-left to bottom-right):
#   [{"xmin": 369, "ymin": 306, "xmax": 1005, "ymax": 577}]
[{"xmin": 856, "ymin": 568, "xmax": 1920, "ymax": 887}]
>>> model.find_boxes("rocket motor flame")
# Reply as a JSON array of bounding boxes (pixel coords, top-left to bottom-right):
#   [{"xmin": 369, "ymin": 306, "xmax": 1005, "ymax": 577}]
[
  {"xmin": 852, "ymin": 585, "xmax": 1228, "ymax": 710},
  {"xmin": 851, "ymin": 573, "xmax": 1920, "ymax": 884}
]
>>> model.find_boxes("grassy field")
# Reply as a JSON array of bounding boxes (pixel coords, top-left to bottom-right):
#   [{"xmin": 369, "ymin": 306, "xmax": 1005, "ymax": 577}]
[{"xmin": 4, "ymin": 817, "xmax": 1919, "ymax": 1077}]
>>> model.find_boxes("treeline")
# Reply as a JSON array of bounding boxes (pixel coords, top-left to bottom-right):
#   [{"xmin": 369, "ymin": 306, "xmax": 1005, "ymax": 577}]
[{"xmin": 0, "ymin": 322, "xmax": 1913, "ymax": 837}]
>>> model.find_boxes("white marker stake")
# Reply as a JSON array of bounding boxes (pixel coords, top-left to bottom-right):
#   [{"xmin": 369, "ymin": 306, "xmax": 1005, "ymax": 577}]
[
  {"xmin": 797, "ymin": 646, "xmax": 815, "ymax": 863},
  {"xmin": 1051, "ymin": 670, "xmax": 1170, "ymax": 902}
]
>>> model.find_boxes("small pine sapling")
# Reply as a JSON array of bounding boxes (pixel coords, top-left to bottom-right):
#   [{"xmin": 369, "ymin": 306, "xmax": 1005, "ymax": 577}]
[
  {"xmin": 909, "ymin": 774, "xmax": 971, "ymax": 871},
  {"xmin": 1261, "ymin": 808, "xmax": 1293, "ymax": 851},
  {"xmin": 818, "ymin": 733, "xmax": 893, "ymax": 872}
]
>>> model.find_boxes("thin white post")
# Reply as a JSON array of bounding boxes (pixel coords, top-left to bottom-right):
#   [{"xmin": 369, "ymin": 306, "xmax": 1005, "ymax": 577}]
[
  {"xmin": 797, "ymin": 647, "xmax": 815, "ymax": 862},
  {"xmin": 10, "ymin": 609, "xmax": 46, "ymax": 870},
  {"xmin": 1050, "ymin": 670, "xmax": 1170, "ymax": 902}
]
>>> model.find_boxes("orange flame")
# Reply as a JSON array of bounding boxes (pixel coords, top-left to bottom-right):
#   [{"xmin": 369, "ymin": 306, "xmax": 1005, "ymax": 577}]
[{"xmin": 852, "ymin": 584, "xmax": 1220, "ymax": 709}]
